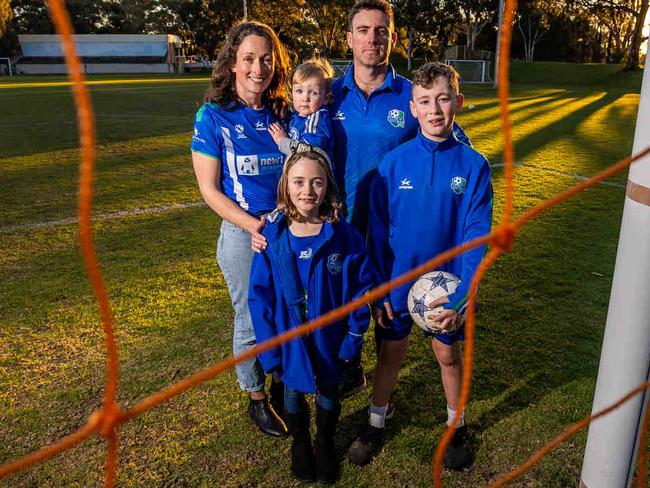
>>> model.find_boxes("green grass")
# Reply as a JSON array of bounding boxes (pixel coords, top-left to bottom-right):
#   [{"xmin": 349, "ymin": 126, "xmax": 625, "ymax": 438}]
[{"xmin": 1, "ymin": 70, "xmax": 647, "ymax": 487}]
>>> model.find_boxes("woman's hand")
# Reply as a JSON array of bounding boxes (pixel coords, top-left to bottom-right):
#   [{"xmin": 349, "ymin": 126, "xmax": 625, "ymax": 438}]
[
  {"xmin": 268, "ymin": 122, "xmax": 288, "ymax": 145},
  {"xmin": 250, "ymin": 216, "xmax": 268, "ymax": 253},
  {"xmin": 427, "ymin": 296, "xmax": 464, "ymax": 333}
]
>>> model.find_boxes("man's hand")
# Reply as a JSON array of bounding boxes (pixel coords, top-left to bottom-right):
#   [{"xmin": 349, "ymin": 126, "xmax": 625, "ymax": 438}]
[
  {"xmin": 268, "ymin": 122, "xmax": 288, "ymax": 146},
  {"xmin": 250, "ymin": 216, "xmax": 267, "ymax": 253},
  {"xmin": 427, "ymin": 296, "xmax": 464, "ymax": 333},
  {"xmin": 372, "ymin": 301, "xmax": 395, "ymax": 328}
]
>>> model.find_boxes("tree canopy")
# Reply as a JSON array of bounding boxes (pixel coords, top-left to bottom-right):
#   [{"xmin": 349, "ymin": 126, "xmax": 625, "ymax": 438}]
[{"xmin": 1, "ymin": 0, "xmax": 648, "ymax": 67}]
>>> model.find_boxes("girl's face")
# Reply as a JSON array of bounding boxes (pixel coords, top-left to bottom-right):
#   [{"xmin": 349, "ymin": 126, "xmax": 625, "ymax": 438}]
[
  {"xmin": 287, "ymin": 157, "xmax": 328, "ymax": 220},
  {"xmin": 292, "ymin": 75, "xmax": 328, "ymax": 116},
  {"xmin": 231, "ymin": 34, "xmax": 274, "ymax": 104}
]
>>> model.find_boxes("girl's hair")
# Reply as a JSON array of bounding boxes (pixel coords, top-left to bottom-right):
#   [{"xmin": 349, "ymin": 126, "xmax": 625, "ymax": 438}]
[
  {"xmin": 277, "ymin": 147, "xmax": 341, "ymax": 224},
  {"xmin": 292, "ymin": 57, "xmax": 335, "ymax": 104},
  {"xmin": 204, "ymin": 21, "xmax": 291, "ymax": 119}
]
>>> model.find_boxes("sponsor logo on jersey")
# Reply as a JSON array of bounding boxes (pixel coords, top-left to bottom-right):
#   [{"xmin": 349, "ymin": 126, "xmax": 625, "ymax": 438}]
[
  {"xmin": 289, "ymin": 127, "xmax": 299, "ymax": 140},
  {"xmin": 450, "ymin": 176, "xmax": 467, "ymax": 194},
  {"xmin": 333, "ymin": 110, "xmax": 345, "ymax": 120},
  {"xmin": 327, "ymin": 253, "xmax": 342, "ymax": 275},
  {"xmin": 398, "ymin": 178, "xmax": 414, "ymax": 190},
  {"xmin": 236, "ymin": 155, "xmax": 259, "ymax": 175},
  {"xmin": 255, "ymin": 120, "xmax": 266, "ymax": 131},
  {"xmin": 192, "ymin": 127, "xmax": 206, "ymax": 144},
  {"xmin": 387, "ymin": 109, "xmax": 405, "ymax": 128},
  {"xmin": 299, "ymin": 248, "xmax": 313, "ymax": 260}
]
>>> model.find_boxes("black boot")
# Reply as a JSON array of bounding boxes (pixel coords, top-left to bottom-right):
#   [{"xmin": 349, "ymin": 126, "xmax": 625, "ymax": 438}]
[
  {"xmin": 248, "ymin": 397, "xmax": 288, "ymax": 438},
  {"xmin": 269, "ymin": 379, "xmax": 286, "ymax": 422},
  {"xmin": 314, "ymin": 404, "xmax": 340, "ymax": 484},
  {"xmin": 286, "ymin": 403, "xmax": 316, "ymax": 483}
]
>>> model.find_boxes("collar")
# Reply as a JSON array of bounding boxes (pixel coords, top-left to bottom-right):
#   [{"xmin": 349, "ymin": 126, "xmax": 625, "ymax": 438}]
[
  {"xmin": 415, "ymin": 128, "xmax": 459, "ymax": 153},
  {"xmin": 265, "ymin": 211, "xmax": 334, "ymax": 247},
  {"xmin": 342, "ymin": 63, "xmax": 398, "ymax": 94}
]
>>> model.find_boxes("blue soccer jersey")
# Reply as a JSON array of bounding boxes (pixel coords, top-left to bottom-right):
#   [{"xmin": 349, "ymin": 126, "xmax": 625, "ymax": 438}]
[
  {"xmin": 288, "ymin": 108, "xmax": 335, "ymax": 164},
  {"xmin": 332, "ymin": 64, "xmax": 471, "ymax": 233},
  {"xmin": 191, "ymin": 102, "xmax": 285, "ymax": 216}
]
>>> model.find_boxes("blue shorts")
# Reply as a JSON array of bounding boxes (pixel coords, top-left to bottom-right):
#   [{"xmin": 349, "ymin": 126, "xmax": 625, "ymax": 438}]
[{"xmin": 375, "ymin": 311, "xmax": 464, "ymax": 345}]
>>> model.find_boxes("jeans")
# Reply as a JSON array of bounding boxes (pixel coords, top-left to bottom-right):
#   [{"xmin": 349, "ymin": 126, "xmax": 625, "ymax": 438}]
[
  {"xmin": 216, "ymin": 219, "xmax": 265, "ymax": 392},
  {"xmin": 284, "ymin": 384, "xmax": 340, "ymax": 414}
]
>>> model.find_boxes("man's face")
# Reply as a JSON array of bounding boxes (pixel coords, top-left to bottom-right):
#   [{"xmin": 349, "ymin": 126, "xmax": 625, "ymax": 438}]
[
  {"xmin": 346, "ymin": 9, "xmax": 395, "ymax": 68},
  {"xmin": 409, "ymin": 77, "xmax": 464, "ymax": 142}
]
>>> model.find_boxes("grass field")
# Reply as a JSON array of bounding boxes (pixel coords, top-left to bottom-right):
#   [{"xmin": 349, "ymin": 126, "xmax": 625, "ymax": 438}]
[{"xmin": 0, "ymin": 66, "xmax": 647, "ymax": 487}]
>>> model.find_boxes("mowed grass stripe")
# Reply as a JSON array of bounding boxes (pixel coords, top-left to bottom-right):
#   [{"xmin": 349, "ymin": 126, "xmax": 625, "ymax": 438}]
[{"xmin": 0, "ymin": 77, "xmax": 211, "ymax": 90}]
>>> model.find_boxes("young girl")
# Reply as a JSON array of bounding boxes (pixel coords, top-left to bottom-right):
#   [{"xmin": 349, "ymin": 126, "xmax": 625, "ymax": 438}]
[
  {"xmin": 248, "ymin": 146, "xmax": 374, "ymax": 484},
  {"xmin": 268, "ymin": 58, "xmax": 335, "ymax": 166}
]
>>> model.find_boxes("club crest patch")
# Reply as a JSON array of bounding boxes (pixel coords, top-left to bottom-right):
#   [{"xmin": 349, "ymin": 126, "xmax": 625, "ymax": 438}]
[
  {"xmin": 387, "ymin": 109, "xmax": 405, "ymax": 128},
  {"xmin": 327, "ymin": 253, "xmax": 342, "ymax": 275},
  {"xmin": 450, "ymin": 176, "xmax": 467, "ymax": 194}
]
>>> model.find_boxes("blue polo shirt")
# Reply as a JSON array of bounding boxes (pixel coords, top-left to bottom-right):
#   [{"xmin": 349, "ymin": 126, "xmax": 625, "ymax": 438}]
[
  {"xmin": 191, "ymin": 102, "xmax": 285, "ymax": 216},
  {"xmin": 331, "ymin": 65, "xmax": 419, "ymax": 232}
]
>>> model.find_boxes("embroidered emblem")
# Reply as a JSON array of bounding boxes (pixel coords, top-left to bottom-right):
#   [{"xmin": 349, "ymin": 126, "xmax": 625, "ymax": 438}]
[
  {"xmin": 255, "ymin": 120, "xmax": 266, "ymax": 130},
  {"xmin": 333, "ymin": 110, "xmax": 345, "ymax": 120},
  {"xmin": 299, "ymin": 248, "xmax": 313, "ymax": 260},
  {"xmin": 450, "ymin": 176, "xmax": 467, "ymax": 194},
  {"xmin": 235, "ymin": 124, "xmax": 244, "ymax": 134},
  {"xmin": 327, "ymin": 253, "xmax": 342, "ymax": 275},
  {"xmin": 289, "ymin": 127, "xmax": 299, "ymax": 140},
  {"xmin": 398, "ymin": 178, "xmax": 413, "ymax": 190},
  {"xmin": 387, "ymin": 109, "xmax": 405, "ymax": 128}
]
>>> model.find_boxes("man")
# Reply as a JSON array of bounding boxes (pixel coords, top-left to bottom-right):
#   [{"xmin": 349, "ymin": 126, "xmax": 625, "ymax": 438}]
[{"xmin": 333, "ymin": 0, "xmax": 473, "ymax": 467}]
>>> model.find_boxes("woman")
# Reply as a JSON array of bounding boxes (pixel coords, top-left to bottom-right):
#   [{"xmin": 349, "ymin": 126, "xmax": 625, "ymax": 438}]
[{"xmin": 191, "ymin": 21, "xmax": 291, "ymax": 438}]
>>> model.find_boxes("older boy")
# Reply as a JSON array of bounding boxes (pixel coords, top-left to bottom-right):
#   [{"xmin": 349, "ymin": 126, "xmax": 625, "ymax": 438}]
[{"xmin": 347, "ymin": 63, "xmax": 493, "ymax": 470}]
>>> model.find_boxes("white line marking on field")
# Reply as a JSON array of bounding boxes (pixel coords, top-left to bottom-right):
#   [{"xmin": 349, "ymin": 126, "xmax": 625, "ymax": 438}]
[
  {"xmin": 490, "ymin": 162, "xmax": 626, "ymax": 189},
  {"xmin": 0, "ymin": 164, "xmax": 626, "ymax": 235},
  {"xmin": 0, "ymin": 201, "xmax": 206, "ymax": 234}
]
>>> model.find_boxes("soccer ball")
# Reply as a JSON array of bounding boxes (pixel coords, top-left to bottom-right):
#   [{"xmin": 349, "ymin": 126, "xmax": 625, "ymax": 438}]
[{"xmin": 407, "ymin": 271, "xmax": 460, "ymax": 333}]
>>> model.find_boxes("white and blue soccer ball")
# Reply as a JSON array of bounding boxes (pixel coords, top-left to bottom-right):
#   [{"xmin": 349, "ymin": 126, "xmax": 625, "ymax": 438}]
[{"xmin": 407, "ymin": 271, "xmax": 460, "ymax": 333}]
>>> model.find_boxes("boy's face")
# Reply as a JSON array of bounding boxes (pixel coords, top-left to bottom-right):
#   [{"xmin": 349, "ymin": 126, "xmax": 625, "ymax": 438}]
[
  {"xmin": 409, "ymin": 77, "xmax": 464, "ymax": 142},
  {"xmin": 292, "ymin": 75, "xmax": 328, "ymax": 116}
]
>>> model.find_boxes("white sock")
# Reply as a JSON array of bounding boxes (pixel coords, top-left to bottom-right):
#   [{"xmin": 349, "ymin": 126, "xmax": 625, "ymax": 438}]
[
  {"xmin": 446, "ymin": 405, "xmax": 465, "ymax": 428},
  {"xmin": 369, "ymin": 403, "xmax": 388, "ymax": 429}
]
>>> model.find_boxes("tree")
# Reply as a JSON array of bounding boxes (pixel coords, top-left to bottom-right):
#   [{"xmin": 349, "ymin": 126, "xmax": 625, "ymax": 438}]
[
  {"xmin": 516, "ymin": 0, "xmax": 559, "ymax": 61},
  {"xmin": 454, "ymin": 0, "xmax": 498, "ymax": 57},
  {"xmin": 0, "ymin": 0, "xmax": 12, "ymax": 38},
  {"xmin": 304, "ymin": 0, "xmax": 351, "ymax": 58}
]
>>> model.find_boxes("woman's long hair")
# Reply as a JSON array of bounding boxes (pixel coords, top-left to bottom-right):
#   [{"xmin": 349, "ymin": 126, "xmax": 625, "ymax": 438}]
[{"xmin": 204, "ymin": 21, "xmax": 291, "ymax": 119}]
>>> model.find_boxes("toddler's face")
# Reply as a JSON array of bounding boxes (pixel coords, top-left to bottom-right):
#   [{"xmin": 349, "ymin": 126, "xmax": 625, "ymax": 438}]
[
  {"xmin": 292, "ymin": 76, "xmax": 328, "ymax": 116},
  {"xmin": 409, "ymin": 77, "xmax": 464, "ymax": 143}
]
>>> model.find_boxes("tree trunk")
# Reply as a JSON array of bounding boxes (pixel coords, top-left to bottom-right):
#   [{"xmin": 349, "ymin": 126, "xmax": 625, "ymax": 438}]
[
  {"xmin": 623, "ymin": 0, "xmax": 649, "ymax": 71},
  {"xmin": 407, "ymin": 25, "xmax": 412, "ymax": 71}
]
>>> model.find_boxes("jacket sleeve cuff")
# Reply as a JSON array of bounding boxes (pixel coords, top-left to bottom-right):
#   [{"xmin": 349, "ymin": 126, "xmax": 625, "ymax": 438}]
[{"xmin": 338, "ymin": 332, "xmax": 364, "ymax": 361}]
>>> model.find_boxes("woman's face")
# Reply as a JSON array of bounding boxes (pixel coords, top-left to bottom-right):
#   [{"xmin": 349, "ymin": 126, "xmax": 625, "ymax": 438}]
[{"xmin": 231, "ymin": 34, "xmax": 275, "ymax": 105}]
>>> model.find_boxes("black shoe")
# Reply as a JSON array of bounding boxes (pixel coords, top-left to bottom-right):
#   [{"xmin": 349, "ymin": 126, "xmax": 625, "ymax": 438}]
[
  {"xmin": 269, "ymin": 380, "xmax": 286, "ymax": 422},
  {"xmin": 346, "ymin": 424, "xmax": 384, "ymax": 466},
  {"xmin": 339, "ymin": 362, "xmax": 367, "ymax": 400},
  {"xmin": 248, "ymin": 398, "xmax": 288, "ymax": 438},
  {"xmin": 314, "ymin": 405, "xmax": 341, "ymax": 484},
  {"xmin": 443, "ymin": 425, "xmax": 473, "ymax": 471},
  {"xmin": 286, "ymin": 406, "xmax": 316, "ymax": 483}
]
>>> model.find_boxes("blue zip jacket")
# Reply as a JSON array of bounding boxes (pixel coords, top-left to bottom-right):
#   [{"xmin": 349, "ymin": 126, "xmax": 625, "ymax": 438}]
[
  {"xmin": 368, "ymin": 130, "xmax": 493, "ymax": 316},
  {"xmin": 248, "ymin": 212, "xmax": 375, "ymax": 394}
]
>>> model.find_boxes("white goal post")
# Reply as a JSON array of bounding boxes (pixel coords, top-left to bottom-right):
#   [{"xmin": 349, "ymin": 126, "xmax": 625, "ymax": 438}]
[
  {"xmin": 0, "ymin": 57, "xmax": 13, "ymax": 76},
  {"xmin": 444, "ymin": 59, "xmax": 491, "ymax": 84}
]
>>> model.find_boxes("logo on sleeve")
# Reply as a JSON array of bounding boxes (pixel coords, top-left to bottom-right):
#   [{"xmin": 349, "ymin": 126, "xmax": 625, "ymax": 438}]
[
  {"xmin": 327, "ymin": 253, "xmax": 342, "ymax": 275},
  {"xmin": 398, "ymin": 178, "xmax": 413, "ymax": 190},
  {"xmin": 450, "ymin": 176, "xmax": 467, "ymax": 194},
  {"xmin": 192, "ymin": 127, "xmax": 206, "ymax": 144},
  {"xmin": 387, "ymin": 109, "xmax": 405, "ymax": 128}
]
